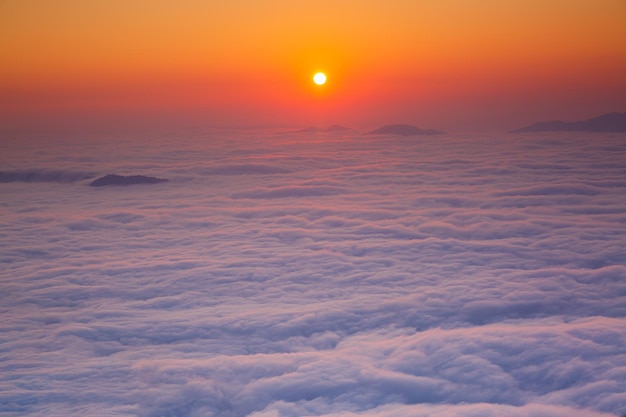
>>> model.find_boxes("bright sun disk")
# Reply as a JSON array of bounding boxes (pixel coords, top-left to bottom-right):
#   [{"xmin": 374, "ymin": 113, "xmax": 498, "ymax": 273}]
[{"xmin": 313, "ymin": 72, "xmax": 327, "ymax": 85}]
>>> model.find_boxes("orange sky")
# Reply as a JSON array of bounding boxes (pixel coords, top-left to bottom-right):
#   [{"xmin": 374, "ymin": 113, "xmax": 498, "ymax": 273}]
[{"xmin": 1, "ymin": 0, "xmax": 625, "ymax": 132}]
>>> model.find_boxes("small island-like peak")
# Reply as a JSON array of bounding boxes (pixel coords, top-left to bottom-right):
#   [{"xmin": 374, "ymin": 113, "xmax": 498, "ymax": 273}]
[
  {"xmin": 367, "ymin": 124, "xmax": 443, "ymax": 136},
  {"xmin": 89, "ymin": 174, "xmax": 169, "ymax": 187},
  {"xmin": 296, "ymin": 125, "xmax": 352, "ymax": 133}
]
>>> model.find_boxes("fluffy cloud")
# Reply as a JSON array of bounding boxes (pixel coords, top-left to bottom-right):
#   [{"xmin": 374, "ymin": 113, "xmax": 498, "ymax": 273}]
[{"xmin": 1, "ymin": 131, "xmax": 625, "ymax": 416}]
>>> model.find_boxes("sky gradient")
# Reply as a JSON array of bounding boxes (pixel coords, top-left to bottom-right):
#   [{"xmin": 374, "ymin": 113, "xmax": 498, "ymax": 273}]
[
  {"xmin": 1, "ymin": 0, "xmax": 625, "ymax": 131},
  {"xmin": 3, "ymin": 2, "xmax": 626, "ymax": 415}
]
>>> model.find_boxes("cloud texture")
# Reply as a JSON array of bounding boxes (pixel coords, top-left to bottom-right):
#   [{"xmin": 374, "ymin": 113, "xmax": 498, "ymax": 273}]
[{"xmin": 1, "ymin": 130, "xmax": 625, "ymax": 416}]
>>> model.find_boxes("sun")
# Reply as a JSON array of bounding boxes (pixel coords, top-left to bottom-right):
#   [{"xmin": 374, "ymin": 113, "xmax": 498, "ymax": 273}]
[{"xmin": 313, "ymin": 72, "xmax": 327, "ymax": 86}]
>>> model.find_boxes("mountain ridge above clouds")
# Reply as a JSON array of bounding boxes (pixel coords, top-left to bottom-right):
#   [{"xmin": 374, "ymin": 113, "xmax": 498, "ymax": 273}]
[
  {"xmin": 510, "ymin": 112, "xmax": 626, "ymax": 133},
  {"xmin": 89, "ymin": 174, "xmax": 169, "ymax": 186},
  {"xmin": 295, "ymin": 125, "xmax": 353, "ymax": 133},
  {"xmin": 367, "ymin": 124, "xmax": 444, "ymax": 136},
  {"xmin": 0, "ymin": 169, "xmax": 95, "ymax": 183}
]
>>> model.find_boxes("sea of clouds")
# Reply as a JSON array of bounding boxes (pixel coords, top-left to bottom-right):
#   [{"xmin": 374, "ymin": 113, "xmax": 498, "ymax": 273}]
[{"xmin": 1, "ymin": 129, "xmax": 625, "ymax": 417}]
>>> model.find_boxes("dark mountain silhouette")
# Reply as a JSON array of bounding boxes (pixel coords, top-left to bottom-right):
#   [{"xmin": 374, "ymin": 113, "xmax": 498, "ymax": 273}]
[
  {"xmin": 0, "ymin": 169, "xmax": 94, "ymax": 183},
  {"xmin": 89, "ymin": 174, "xmax": 169, "ymax": 187},
  {"xmin": 367, "ymin": 124, "xmax": 443, "ymax": 136},
  {"xmin": 510, "ymin": 112, "xmax": 626, "ymax": 133},
  {"xmin": 326, "ymin": 125, "xmax": 352, "ymax": 132},
  {"xmin": 296, "ymin": 125, "xmax": 352, "ymax": 133}
]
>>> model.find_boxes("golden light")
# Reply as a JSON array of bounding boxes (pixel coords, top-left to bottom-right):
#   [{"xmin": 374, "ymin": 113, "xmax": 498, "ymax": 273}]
[{"xmin": 313, "ymin": 72, "xmax": 327, "ymax": 85}]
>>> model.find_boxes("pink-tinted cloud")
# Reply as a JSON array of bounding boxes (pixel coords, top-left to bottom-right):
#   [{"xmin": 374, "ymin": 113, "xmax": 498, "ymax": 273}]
[{"xmin": 1, "ymin": 129, "xmax": 625, "ymax": 416}]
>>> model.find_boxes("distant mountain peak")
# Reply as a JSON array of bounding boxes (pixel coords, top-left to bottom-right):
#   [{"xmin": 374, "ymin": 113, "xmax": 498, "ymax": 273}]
[
  {"xmin": 296, "ymin": 125, "xmax": 352, "ymax": 133},
  {"xmin": 510, "ymin": 112, "xmax": 626, "ymax": 133},
  {"xmin": 89, "ymin": 174, "xmax": 169, "ymax": 186},
  {"xmin": 367, "ymin": 124, "xmax": 444, "ymax": 136}
]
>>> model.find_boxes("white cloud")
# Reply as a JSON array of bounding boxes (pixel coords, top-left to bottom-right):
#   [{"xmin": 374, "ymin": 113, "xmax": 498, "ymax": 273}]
[{"xmin": 1, "ymin": 131, "xmax": 625, "ymax": 416}]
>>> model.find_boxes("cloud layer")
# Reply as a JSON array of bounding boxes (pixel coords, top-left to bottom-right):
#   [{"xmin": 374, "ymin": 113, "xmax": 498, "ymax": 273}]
[{"xmin": 1, "ymin": 130, "xmax": 625, "ymax": 417}]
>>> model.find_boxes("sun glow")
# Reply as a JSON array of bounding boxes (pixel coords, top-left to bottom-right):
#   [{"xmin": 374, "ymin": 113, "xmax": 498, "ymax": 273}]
[{"xmin": 313, "ymin": 72, "xmax": 327, "ymax": 85}]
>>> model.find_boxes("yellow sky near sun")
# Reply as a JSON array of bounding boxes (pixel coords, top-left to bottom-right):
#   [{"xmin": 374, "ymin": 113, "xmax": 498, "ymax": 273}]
[{"xmin": 1, "ymin": 0, "xmax": 625, "ymax": 130}]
